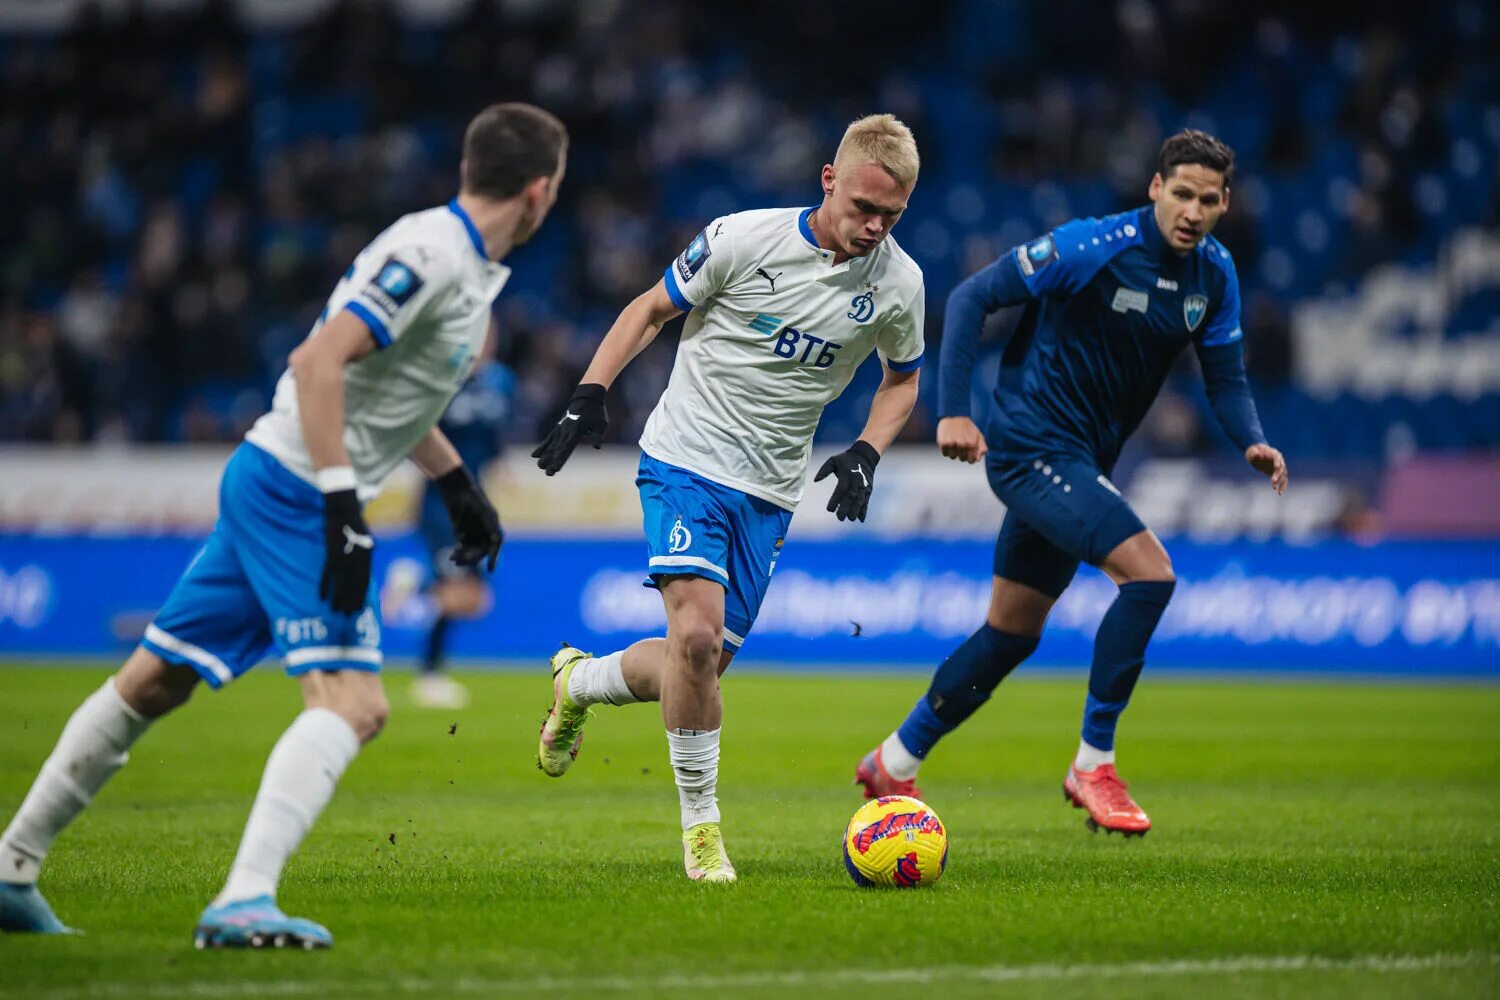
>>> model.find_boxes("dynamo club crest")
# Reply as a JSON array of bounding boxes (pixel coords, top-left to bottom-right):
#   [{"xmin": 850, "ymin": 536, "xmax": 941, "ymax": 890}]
[
  {"xmin": 847, "ymin": 285, "xmax": 877, "ymax": 323},
  {"xmin": 1184, "ymin": 294, "xmax": 1208, "ymax": 332}
]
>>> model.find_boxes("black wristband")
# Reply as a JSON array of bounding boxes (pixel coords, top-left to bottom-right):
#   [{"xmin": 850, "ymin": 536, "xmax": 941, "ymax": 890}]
[
  {"xmin": 323, "ymin": 488, "xmax": 361, "ymax": 518},
  {"xmin": 434, "ymin": 464, "xmax": 476, "ymax": 502},
  {"xmin": 849, "ymin": 439, "xmax": 881, "ymax": 468},
  {"xmin": 573, "ymin": 382, "xmax": 607, "ymax": 402}
]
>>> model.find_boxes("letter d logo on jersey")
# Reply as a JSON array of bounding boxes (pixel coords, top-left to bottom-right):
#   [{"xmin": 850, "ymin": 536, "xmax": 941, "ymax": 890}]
[
  {"xmin": 668, "ymin": 517, "xmax": 692, "ymax": 554},
  {"xmin": 1184, "ymin": 294, "xmax": 1208, "ymax": 333}
]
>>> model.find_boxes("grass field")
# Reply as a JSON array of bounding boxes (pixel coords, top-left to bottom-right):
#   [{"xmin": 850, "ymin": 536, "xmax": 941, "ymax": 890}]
[{"xmin": 1, "ymin": 661, "xmax": 1497, "ymax": 999}]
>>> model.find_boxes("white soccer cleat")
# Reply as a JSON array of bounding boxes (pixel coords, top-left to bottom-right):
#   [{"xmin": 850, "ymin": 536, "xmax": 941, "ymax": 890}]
[{"xmin": 682, "ymin": 823, "xmax": 737, "ymax": 883}]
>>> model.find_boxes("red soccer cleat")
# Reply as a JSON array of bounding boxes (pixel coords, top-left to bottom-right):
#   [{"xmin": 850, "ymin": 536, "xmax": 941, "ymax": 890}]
[
  {"xmin": 1063, "ymin": 763, "xmax": 1151, "ymax": 837},
  {"xmin": 854, "ymin": 746, "xmax": 922, "ymax": 801}
]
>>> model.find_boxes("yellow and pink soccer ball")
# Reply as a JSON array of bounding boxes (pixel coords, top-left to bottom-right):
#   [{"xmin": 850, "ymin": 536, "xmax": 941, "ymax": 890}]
[{"xmin": 842, "ymin": 795, "xmax": 948, "ymax": 888}]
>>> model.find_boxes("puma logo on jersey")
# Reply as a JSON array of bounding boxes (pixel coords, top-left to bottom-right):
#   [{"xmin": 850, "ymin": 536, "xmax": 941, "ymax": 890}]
[
  {"xmin": 342, "ymin": 525, "xmax": 374, "ymax": 554},
  {"xmin": 756, "ymin": 268, "xmax": 783, "ymax": 292}
]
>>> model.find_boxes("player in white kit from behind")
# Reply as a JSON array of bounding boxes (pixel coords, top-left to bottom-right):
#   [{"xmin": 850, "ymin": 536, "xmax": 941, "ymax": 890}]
[
  {"xmin": 0, "ymin": 104, "xmax": 567, "ymax": 948},
  {"xmin": 531, "ymin": 115, "xmax": 927, "ymax": 882}
]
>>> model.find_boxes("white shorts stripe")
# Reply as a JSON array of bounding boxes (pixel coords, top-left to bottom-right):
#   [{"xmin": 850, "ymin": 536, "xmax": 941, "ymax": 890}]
[
  {"xmin": 143, "ymin": 624, "xmax": 234, "ymax": 684},
  {"xmin": 722, "ymin": 627, "xmax": 746, "ymax": 648},
  {"xmin": 648, "ymin": 555, "xmax": 729, "ymax": 580},
  {"xmin": 284, "ymin": 646, "xmax": 383, "ymax": 669}
]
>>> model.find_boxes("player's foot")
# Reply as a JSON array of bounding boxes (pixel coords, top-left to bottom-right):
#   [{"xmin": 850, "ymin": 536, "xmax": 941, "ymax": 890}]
[
  {"xmin": 0, "ymin": 882, "xmax": 74, "ymax": 934},
  {"xmin": 682, "ymin": 823, "xmax": 737, "ymax": 883},
  {"xmin": 193, "ymin": 895, "xmax": 332, "ymax": 950},
  {"xmin": 1063, "ymin": 763, "xmax": 1151, "ymax": 837},
  {"xmin": 537, "ymin": 644, "xmax": 592, "ymax": 777},
  {"xmin": 410, "ymin": 673, "xmax": 470, "ymax": 710},
  {"xmin": 853, "ymin": 746, "xmax": 923, "ymax": 800}
]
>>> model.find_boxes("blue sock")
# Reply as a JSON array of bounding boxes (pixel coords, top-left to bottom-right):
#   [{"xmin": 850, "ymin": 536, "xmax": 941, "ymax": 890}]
[
  {"xmin": 1082, "ymin": 579, "xmax": 1176, "ymax": 751},
  {"xmin": 896, "ymin": 624, "xmax": 1039, "ymax": 758}
]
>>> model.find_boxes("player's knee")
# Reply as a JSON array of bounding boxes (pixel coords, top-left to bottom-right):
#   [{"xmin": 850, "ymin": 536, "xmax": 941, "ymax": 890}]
[
  {"xmin": 116, "ymin": 648, "xmax": 199, "ymax": 718},
  {"xmin": 673, "ymin": 619, "xmax": 723, "ymax": 673}
]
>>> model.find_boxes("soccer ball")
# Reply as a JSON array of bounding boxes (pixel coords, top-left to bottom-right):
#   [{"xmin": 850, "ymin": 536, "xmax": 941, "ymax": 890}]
[{"xmin": 842, "ymin": 795, "xmax": 948, "ymax": 888}]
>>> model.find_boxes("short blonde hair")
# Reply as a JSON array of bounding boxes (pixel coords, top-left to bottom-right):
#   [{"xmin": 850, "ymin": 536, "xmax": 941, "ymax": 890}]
[{"xmin": 833, "ymin": 114, "xmax": 920, "ymax": 188}]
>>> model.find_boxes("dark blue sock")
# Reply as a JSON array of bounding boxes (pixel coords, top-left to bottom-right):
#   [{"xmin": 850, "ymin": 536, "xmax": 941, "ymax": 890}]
[
  {"xmin": 1082, "ymin": 579, "xmax": 1176, "ymax": 751},
  {"xmin": 422, "ymin": 615, "xmax": 451, "ymax": 674},
  {"xmin": 896, "ymin": 624, "xmax": 1039, "ymax": 758}
]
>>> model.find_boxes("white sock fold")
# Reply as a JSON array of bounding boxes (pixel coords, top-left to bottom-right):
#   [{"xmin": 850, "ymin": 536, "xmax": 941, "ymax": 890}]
[
  {"xmin": 1, "ymin": 678, "xmax": 150, "ymax": 884},
  {"xmin": 1074, "ymin": 739, "xmax": 1116, "ymax": 772},
  {"xmin": 666, "ymin": 727, "xmax": 720, "ymax": 831},
  {"xmin": 567, "ymin": 650, "xmax": 640, "ymax": 707},
  {"xmin": 879, "ymin": 732, "xmax": 922, "ymax": 781},
  {"xmin": 214, "ymin": 708, "xmax": 360, "ymax": 906}
]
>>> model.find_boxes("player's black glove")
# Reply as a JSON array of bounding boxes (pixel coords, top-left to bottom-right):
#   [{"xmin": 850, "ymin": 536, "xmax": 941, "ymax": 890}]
[
  {"xmin": 814, "ymin": 440, "xmax": 880, "ymax": 523},
  {"xmin": 319, "ymin": 486, "xmax": 374, "ymax": 616},
  {"xmin": 531, "ymin": 383, "xmax": 608, "ymax": 476},
  {"xmin": 435, "ymin": 464, "xmax": 503, "ymax": 571}
]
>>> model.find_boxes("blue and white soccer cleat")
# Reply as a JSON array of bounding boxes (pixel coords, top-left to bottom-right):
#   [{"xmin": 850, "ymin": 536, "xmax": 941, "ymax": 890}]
[
  {"xmin": 193, "ymin": 895, "xmax": 332, "ymax": 950},
  {"xmin": 0, "ymin": 882, "xmax": 74, "ymax": 934}
]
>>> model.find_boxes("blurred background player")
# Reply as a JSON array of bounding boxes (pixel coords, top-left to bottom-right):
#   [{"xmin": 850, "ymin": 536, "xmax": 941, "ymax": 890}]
[
  {"xmin": 531, "ymin": 115, "xmax": 927, "ymax": 882},
  {"xmin": 398, "ymin": 320, "xmax": 515, "ymax": 711},
  {"xmin": 0, "ymin": 103, "xmax": 559, "ymax": 943},
  {"xmin": 856, "ymin": 130, "xmax": 1289, "ymax": 837}
]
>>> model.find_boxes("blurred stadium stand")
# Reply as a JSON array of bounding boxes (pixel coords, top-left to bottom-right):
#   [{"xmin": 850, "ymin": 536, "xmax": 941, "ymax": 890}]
[{"xmin": 2, "ymin": 0, "xmax": 1496, "ymax": 467}]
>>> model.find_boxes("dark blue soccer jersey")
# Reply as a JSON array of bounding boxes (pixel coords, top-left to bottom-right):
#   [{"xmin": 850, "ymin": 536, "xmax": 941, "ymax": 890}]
[{"xmin": 941, "ymin": 205, "xmax": 1259, "ymax": 469}]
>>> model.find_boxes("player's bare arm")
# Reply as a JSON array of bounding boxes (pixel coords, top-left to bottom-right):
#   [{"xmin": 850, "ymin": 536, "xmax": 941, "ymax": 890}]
[
  {"xmin": 408, "ymin": 426, "xmax": 464, "ymax": 479},
  {"xmin": 533, "ymin": 279, "xmax": 678, "ymax": 475},
  {"xmin": 857, "ymin": 365, "xmax": 920, "ymax": 453},
  {"xmin": 579, "ymin": 279, "xmax": 681, "ymax": 388},
  {"xmin": 288, "ymin": 308, "xmax": 376, "ymax": 474}
]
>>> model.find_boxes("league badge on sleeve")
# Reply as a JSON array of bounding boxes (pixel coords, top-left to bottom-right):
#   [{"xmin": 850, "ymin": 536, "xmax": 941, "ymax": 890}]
[
  {"xmin": 1015, "ymin": 234, "xmax": 1057, "ymax": 277},
  {"xmin": 1184, "ymin": 294, "xmax": 1208, "ymax": 332},
  {"xmin": 675, "ymin": 229, "xmax": 712, "ymax": 284},
  {"xmin": 364, "ymin": 257, "xmax": 426, "ymax": 317}
]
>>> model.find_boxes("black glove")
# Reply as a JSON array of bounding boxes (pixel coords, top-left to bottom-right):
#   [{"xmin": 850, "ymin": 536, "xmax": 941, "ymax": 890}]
[
  {"xmin": 435, "ymin": 465, "xmax": 503, "ymax": 571},
  {"xmin": 319, "ymin": 487, "xmax": 373, "ymax": 615},
  {"xmin": 531, "ymin": 383, "xmax": 608, "ymax": 476},
  {"xmin": 814, "ymin": 440, "xmax": 880, "ymax": 522}
]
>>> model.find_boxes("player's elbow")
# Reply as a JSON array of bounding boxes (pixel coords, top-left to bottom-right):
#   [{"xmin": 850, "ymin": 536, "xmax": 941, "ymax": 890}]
[{"xmin": 289, "ymin": 340, "xmax": 341, "ymax": 387}]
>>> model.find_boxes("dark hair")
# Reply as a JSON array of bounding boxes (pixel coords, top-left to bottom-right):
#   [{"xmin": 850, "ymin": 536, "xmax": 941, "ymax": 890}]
[
  {"xmin": 1158, "ymin": 129, "xmax": 1234, "ymax": 186},
  {"xmin": 461, "ymin": 103, "xmax": 568, "ymax": 200}
]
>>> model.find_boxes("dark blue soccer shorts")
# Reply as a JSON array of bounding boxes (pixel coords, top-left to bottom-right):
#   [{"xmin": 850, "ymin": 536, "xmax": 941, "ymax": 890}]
[{"xmin": 985, "ymin": 454, "xmax": 1148, "ymax": 598}]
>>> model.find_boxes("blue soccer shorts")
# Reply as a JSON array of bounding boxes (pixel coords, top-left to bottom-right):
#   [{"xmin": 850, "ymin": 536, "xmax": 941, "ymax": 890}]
[
  {"xmin": 636, "ymin": 453, "xmax": 793, "ymax": 651},
  {"xmin": 142, "ymin": 443, "xmax": 383, "ymax": 687},
  {"xmin": 986, "ymin": 454, "xmax": 1149, "ymax": 598}
]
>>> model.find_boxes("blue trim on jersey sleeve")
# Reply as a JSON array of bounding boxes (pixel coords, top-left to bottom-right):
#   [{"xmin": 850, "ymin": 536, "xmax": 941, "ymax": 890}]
[
  {"xmin": 662, "ymin": 264, "xmax": 694, "ymax": 312},
  {"xmin": 887, "ymin": 352, "xmax": 924, "ymax": 372},
  {"xmin": 1199, "ymin": 236, "xmax": 1244, "ymax": 347},
  {"xmin": 447, "ymin": 198, "xmax": 489, "ymax": 261},
  {"xmin": 797, "ymin": 207, "xmax": 819, "ymax": 248},
  {"xmin": 344, "ymin": 301, "xmax": 392, "ymax": 348}
]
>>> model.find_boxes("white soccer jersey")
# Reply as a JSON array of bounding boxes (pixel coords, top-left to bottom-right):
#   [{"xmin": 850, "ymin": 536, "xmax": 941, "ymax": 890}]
[
  {"xmin": 642, "ymin": 207, "xmax": 926, "ymax": 510},
  {"xmin": 246, "ymin": 200, "xmax": 511, "ymax": 499}
]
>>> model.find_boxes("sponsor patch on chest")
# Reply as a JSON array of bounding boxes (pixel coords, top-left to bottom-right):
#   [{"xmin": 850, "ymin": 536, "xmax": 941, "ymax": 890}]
[{"xmin": 1111, "ymin": 287, "xmax": 1150, "ymax": 315}]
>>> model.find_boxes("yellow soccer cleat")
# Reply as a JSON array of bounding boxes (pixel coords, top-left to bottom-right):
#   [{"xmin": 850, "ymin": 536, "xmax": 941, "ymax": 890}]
[
  {"xmin": 682, "ymin": 823, "xmax": 737, "ymax": 883},
  {"xmin": 537, "ymin": 645, "xmax": 592, "ymax": 777}
]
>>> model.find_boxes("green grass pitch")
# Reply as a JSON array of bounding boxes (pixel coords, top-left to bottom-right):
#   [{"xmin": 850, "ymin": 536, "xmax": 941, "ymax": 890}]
[{"xmin": 1, "ymin": 661, "xmax": 1496, "ymax": 999}]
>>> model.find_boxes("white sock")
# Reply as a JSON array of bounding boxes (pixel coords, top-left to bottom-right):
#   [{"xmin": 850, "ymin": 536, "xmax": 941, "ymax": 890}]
[
  {"xmin": 0, "ymin": 679, "xmax": 150, "ymax": 884},
  {"xmin": 214, "ymin": 709, "xmax": 359, "ymax": 906},
  {"xmin": 567, "ymin": 650, "xmax": 640, "ymax": 707},
  {"xmin": 1074, "ymin": 739, "xmax": 1115, "ymax": 772},
  {"xmin": 879, "ymin": 732, "xmax": 922, "ymax": 781},
  {"xmin": 666, "ymin": 727, "xmax": 720, "ymax": 830}
]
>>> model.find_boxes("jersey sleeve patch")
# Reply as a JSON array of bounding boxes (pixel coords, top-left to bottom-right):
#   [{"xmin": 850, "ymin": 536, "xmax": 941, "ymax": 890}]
[
  {"xmin": 1015, "ymin": 234, "xmax": 1058, "ymax": 277},
  {"xmin": 674, "ymin": 229, "xmax": 712, "ymax": 284},
  {"xmin": 363, "ymin": 257, "xmax": 426, "ymax": 318}
]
